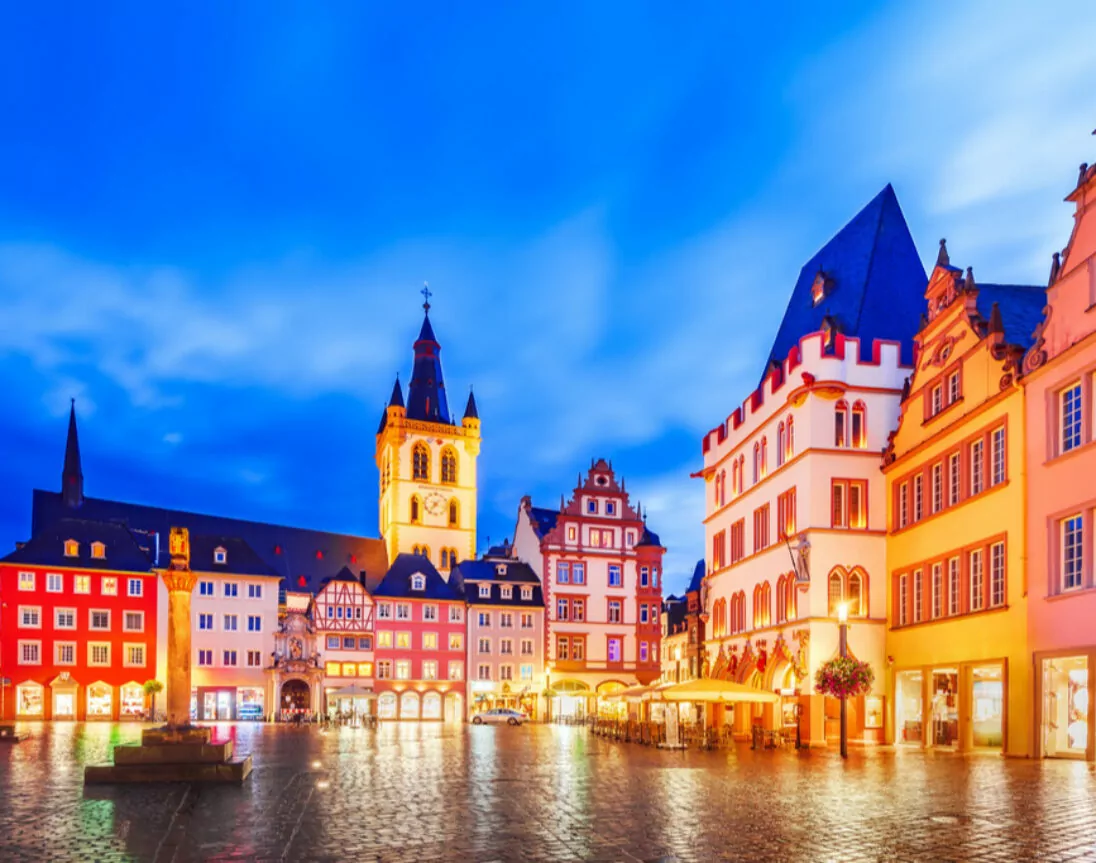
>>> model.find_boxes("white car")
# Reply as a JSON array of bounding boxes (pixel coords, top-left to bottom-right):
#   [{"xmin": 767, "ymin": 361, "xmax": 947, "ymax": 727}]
[{"xmin": 471, "ymin": 708, "xmax": 527, "ymax": 726}]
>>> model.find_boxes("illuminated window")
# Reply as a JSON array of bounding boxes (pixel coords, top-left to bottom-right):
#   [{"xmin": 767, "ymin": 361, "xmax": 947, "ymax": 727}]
[
  {"xmin": 89, "ymin": 643, "xmax": 111, "ymax": 666},
  {"xmin": 74, "ymin": 574, "xmax": 90, "ymax": 594},
  {"xmin": 102, "ymin": 577, "xmax": 117, "ymax": 596},
  {"xmin": 567, "ymin": 526, "xmax": 577, "ymax": 542},
  {"xmin": 358, "ymin": 662, "xmax": 372, "ymax": 676},
  {"xmin": 831, "ymin": 481, "xmax": 866, "ymax": 529},
  {"xmin": 377, "ymin": 631, "xmax": 393, "ymax": 648},
  {"xmin": 777, "ymin": 488, "xmax": 796, "ymax": 539},
  {"xmin": 423, "ymin": 632, "xmax": 438, "ymax": 650},
  {"xmin": 948, "ymin": 558, "xmax": 960, "ymax": 616},
  {"xmin": 341, "ymin": 663, "xmax": 356, "ymax": 676},
  {"xmin": 828, "ymin": 572, "xmax": 843, "ymax": 616},
  {"xmin": 834, "ymin": 401, "xmax": 849, "ymax": 447},
  {"xmin": 448, "ymin": 632, "xmax": 463, "ymax": 650},
  {"xmin": 898, "ymin": 575, "xmax": 908, "ymax": 626},
  {"xmin": 847, "ymin": 571, "xmax": 864, "ymax": 616},
  {"xmin": 412, "ymin": 443, "xmax": 430, "ymax": 481},
  {"xmin": 448, "ymin": 661, "xmax": 463, "ymax": 680},
  {"xmin": 395, "ymin": 660, "xmax": 411, "ymax": 680},
  {"xmin": 969, "ymin": 549, "xmax": 985, "ymax": 611},
  {"xmin": 125, "ymin": 644, "xmax": 146, "ymax": 667},
  {"xmin": 422, "ymin": 660, "xmax": 437, "ymax": 680},
  {"xmin": 90, "ymin": 542, "xmax": 106, "ymax": 560},
  {"xmin": 440, "ymin": 447, "xmax": 458, "ymax": 484},
  {"xmin": 395, "ymin": 631, "xmax": 411, "ymax": 649},
  {"xmin": 64, "ymin": 539, "xmax": 79, "ymax": 558},
  {"xmin": 56, "ymin": 642, "xmax": 76, "ymax": 665},
  {"xmin": 777, "ymin": 423, "xmax": 785, "ymax": 467}
]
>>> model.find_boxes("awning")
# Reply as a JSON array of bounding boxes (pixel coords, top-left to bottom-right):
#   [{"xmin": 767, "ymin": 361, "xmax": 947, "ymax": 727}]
[
  {"xmin": 602, "ymin": 684, "xmax": 651, "ymax": 702},
  {"xmin": 658, "ymin": 678, "xmax": 780, "ymax": 704},
  {"xmin": 328, "ymin": 685, "xmax": 377, "ymax": 698}
]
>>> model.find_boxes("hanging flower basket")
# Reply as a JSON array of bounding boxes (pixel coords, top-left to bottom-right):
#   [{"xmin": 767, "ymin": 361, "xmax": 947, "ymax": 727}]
[{"xmin": 814, "ymin": 657, "xmax": 874, "ymax": 699}]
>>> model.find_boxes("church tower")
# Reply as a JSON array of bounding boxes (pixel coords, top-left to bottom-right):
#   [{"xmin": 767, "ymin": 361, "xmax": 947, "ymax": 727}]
[
  {"xmin": 376, "ymin": 288, "xmax": 480, "ymax": 578},
  {"xmin": 62, "ymin": 398, "xmax": 84, "ymax": 510}
]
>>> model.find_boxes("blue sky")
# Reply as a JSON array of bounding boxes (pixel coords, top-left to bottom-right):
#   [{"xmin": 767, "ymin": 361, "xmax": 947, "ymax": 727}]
[{"xmin": 1, "ymin": 2, "xmax": 1094, "ymax": 594}]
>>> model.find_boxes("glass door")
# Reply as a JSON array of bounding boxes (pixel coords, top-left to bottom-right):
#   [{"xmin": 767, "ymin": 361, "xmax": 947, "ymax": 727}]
[
  {"xmin": 971, "ymin": 664, "xmax": 1004, "ymax": 748},
  {"xmin": 931, "ymin": 669, "xmax": 958, "ymax": 747},
  {"xmin": 1043, "ymin": 656, "xmax": 1088, "ymax": 758},
  {"xmin": 203, "ymin": 691, "xmax": 218, "ymax": 720},
  {"xmin": 896, "ymin": 671, "xmax": 923, "ymax": 744},
  {"xmin": 217, "ymin": 691, "xmax": 233, "ymax": 720}
]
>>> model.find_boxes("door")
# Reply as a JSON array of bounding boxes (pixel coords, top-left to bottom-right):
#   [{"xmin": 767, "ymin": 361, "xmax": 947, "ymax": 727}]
[
  {"xmin": 53, "ymin": 692, "xmax": 75, "ymax": 719},
  {"xmin": 217, "ymin": 691, "xmax": 233, "ymax": 720}
]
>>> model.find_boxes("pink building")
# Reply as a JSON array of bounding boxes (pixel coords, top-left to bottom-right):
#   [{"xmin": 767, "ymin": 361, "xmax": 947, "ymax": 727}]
[{"xmin": 1026, "ymin": 156, "xmax": 1096, "ymax": 760}]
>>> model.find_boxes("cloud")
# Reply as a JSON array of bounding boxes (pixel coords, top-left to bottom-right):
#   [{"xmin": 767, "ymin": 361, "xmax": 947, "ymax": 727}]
[{"xmin": 162, "ymin": 432, "xmax": 183, "ymax": 445}]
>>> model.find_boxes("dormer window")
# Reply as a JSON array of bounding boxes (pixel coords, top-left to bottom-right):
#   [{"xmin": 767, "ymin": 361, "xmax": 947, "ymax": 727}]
[
  {"xmin": 812, "ymin": 269, "xmax": 831, "ymax": 305},
  {"xmin": 495, "ymin": 563, "xmax": 508, "ymax": 576},
  {"xmin": 411, "ymin": 574, "xmax": 426, "ymax": 591},
  {"xmin": 64, "ymin": 539, "xmax": 79, "ymax": 558},
  {"xmin": 90, "ymin": 542, "xmax": 106, "ymax": 560},
  {"xmin": 501, "ymin": 585, "xmax": 513, "ymax": 599},
  {"xmin": 213, "ymin": 546, "xmax": 227, "ymax": 565},
  {"xmin": 478, "ymin": 583, "xmax": 491, "ymax": 598},
  {"xmin": 521, "ymin": 586, "xmax": 533, "ymax": 601}
]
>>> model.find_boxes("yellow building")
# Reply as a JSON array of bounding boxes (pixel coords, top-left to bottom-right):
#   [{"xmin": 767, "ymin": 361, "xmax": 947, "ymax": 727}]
[
  {"xmin": 882, "ymin": 242, "xmax": 1044, "ymax": 756},
  {"xmin": 376, "ymin": 297, "xmax": 481, "ymax": 574}
]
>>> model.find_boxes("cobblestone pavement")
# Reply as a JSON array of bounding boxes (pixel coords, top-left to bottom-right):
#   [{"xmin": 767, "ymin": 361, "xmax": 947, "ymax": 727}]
[{"xmin": 2, "ymin": 721, "xmax": 1096, "ymax": 862}]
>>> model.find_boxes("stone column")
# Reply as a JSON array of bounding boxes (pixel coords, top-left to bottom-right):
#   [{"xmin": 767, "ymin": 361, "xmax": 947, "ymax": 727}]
[{"xmin": 160, "ymin": 527, "xmax": 199, "ymax": 730}]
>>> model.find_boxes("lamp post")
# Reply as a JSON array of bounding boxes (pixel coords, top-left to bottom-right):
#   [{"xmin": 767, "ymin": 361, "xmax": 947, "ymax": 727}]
[{"xmin": 838, "ymin": 601, "xmax": 849, "ymax": 759}]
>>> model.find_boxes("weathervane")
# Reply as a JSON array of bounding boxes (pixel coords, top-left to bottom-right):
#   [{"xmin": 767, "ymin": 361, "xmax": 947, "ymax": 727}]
[{"xmin": 422, "ymin": 281, "xmax": 432, "ymax": 313}]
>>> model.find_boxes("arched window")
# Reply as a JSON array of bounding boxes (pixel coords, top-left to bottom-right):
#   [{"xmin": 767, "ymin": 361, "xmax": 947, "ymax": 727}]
[
  {"xmin": 786, "ymin": 416, "xmax": 794, "ymax": 460},
  {"xmin": 737, "ymin": 591, "xmax": 746, "ymax": 633},
  {"xmin": 448, "ymin": 548, "xmax": 459, "ymax": 567},
  {"xmin": 448, "ymin": 499, "xmax": 459, "ymax": 527},
  {"xmin": 732, "ymin": 461, "xmax": 740, "ymax": 495},
  {"xmin": 776, "ymin": 575, "xmax": 786, "ymax": 623},
  {"xmin": 441, "ymin": 447, "xmax": 458, "ymax": 484},
  {"xmin": 760, "ymin": 437, "xmax": 768, "ymax": 478},
  {"xmin": 412, "ymin": 442, "xmax": 431, "ymax": 481},
  {"xmin": 851, "ymin": 401, "xmax": 867, "ymax": 449},
  {"xmin": 410, "ymin": 495, "xmax": 422, "ymax": 524},
  {"xmin": 828, "ymin": 569, "xmax": 845, "ymax": 616},
  {"xmin": 834, "ymin": 400, "xmax": 849, "ymax": 448},
  {"xmin": 761, "ymin": 582, "xmax": 771, "ymax": 626},
  {"xmin": 847, "ymin": 570, "xmax": 865, "ymax": 616},
  {"xmin": 785, "ymin": 574, "xmax": 797, "ymax": 621},
  {"xmin": 752, "ymin": 584, "xmax": 762, "ymax": 628},
  {"xmin": 753, "ymin": 443, "xmax": 761, "ymax": 484},
  {"xmin": 777, "ymin": 423, "xmax": 785, "ymax": 467},
  {"xmin": 413, "ymin": 544, "xmax": 431, "ymax": 560},
  {"xmin": 439, "ymin": 548, "xmax": 449, "ymax": 569}
]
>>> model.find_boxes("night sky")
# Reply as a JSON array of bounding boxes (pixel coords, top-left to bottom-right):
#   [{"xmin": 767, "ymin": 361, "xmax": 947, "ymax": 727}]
[{"xmin": 1, "ymin": 2, "xmax": 1093, "ymax": 593}]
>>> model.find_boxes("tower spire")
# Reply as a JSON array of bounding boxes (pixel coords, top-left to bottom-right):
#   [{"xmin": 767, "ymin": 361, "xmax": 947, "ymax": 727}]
[
  {"xmin": 62, "ymin": 398, "xmax": 84, "ymax": 509},
  {"xmin": 463, "ymin": 386, "xmax": 478, "ymax": 420},
  {"xmin": 406, "ymin": 285, "xmax": 451, "ymax": 423}
]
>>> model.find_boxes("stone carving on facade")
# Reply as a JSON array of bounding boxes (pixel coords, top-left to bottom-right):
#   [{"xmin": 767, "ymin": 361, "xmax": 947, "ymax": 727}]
[{"xmin": 1022, "ymin": 305, "xmax": 1053, "ymax": 375}]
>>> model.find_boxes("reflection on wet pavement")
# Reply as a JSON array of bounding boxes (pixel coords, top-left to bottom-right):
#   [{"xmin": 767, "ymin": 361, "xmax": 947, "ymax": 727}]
[{"xmin": 0, "ymin": 721, "xmax": 1094, "ymax": 861}]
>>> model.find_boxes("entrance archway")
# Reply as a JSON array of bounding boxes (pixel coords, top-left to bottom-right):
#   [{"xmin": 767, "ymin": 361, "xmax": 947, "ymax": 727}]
[
  {"xmin": 281, "ymin": 679, "xmax": 311, "ymax": 715},
  {"xmin": 444, "ymin": 692, "xmax": 463, "ymax": 723}
]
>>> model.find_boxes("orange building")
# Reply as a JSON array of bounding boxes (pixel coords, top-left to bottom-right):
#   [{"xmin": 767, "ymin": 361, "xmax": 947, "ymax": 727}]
[{"xmin": 882, "ymin": 241, "xmax": 1044, "ymax": 755}]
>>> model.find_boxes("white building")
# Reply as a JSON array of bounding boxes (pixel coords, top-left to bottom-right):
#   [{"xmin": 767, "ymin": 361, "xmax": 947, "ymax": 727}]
[{"xmin": 188, "ymin": 537, "xmax": 281, "ymax": 720}]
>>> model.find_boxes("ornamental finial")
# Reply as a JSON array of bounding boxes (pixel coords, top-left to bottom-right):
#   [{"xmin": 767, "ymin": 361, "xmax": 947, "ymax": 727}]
[{"xmin": 421, "ymin": 281, "xmax": 432, "ymax": 314}]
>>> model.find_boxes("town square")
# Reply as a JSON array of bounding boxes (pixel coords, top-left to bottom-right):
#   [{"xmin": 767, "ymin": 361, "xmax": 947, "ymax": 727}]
[{"xmin": 2, "ymin": 2, "xmax": 1096, "ymax": 861}]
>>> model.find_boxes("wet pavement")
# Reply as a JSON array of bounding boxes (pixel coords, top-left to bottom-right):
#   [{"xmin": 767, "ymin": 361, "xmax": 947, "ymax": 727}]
[{"xmin": 1, "ymin": 721, "xmax": 1095, "ymax": 862}]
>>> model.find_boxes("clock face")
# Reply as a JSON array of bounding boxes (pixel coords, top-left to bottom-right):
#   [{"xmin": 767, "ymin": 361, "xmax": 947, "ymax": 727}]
[{"xmin": 424, "ymin": 493, "xmax": 447, "ymax": 516}]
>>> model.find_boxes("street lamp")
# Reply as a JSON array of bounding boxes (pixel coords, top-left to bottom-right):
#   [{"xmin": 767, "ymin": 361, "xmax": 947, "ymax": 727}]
[{"xmin": 837, "ymin": 601, "xmax": 849, "ymax": 759}]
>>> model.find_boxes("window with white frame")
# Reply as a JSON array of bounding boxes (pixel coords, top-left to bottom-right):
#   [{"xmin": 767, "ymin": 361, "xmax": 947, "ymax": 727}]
[
  {"xmin": 970, "ymin": 440, "xmax": 984, "ymax": 495},
  {"xmin": 500, "ymin": 612, "xmax": 513, "ymax": 628},
  {"xmin": 948, "ymin": 557, "xmax": 960, "ymax": 616},
  {"xmin": 521, "ymin": 639, "xmax": 534, "ymax": 656},
  {"xmin": 396, "ymin": 603, "xmax": 410, "ymax": 620},
  {"xmin": 556, "ymin": 598, "xmax": 568, "ymax": 621},
  {"xmin": 572, "ymin": 563, "xmax": 586, "ymax": 585},
  {"xmin": 913, "ymin": 570, "xmax": 923, "ymax": 623},
  {"xmin": 521, "ymin": 664, "xmax": 533, "ymax": 680},
  {"xmin": 608, "ymin": 600, "xmax": 622, "ymax": 624},
  {"xmin": 223, "ymin": 582, "xmax": 238, "ymax": 598},
  {"xmin": 478, "ymin": 611, "xmax": 491, "ymax": 626},
  {"xmin": 377, "ymin": 603, "xmax": 392, "ymax": 619},
  {"xmin": 478, "ymin": 584, "xmax": 491, "ymax": 598},
  {"xmin": 127, "ymin": 578, "xmax": 143, "ymax": 597},
  {"xmin": 948, "ymin": 453, "xmax": 961, "ymax": 506},
  {"xmin": 125, "ymin": 644, "xmax": 146, "ymax": 667},
  {"xmin": 501, "ymin": 585, "xmax": 512, "ymax": 600},
  {"xmin": 327, "ymin": 635, "xmax": 340, "ymax": 649},
  {"xmin": 74, "ymin": 574, "xmax": 90, "ymax": 594},
  {"xmin": 198, "ymin": 613, "xmax": 213, "ymax": 630},
  {"xmin": 56, "ymin": 642, "xmax": 75, "ymax": 665},
  {"xmin": 478, "ymin": 638, "xmax": 491, "ymax": 654},
  {"xmin": 1062, "ymin": 514, "xmax": 1084, "ymax": 591},
  {"xmin": 969, "ymin": 549, "xmax": 985, "ymax": 611},
  {"xmin": 89, "ymin": 643, "xmax": 110, "ymax": 666},
  {"xmin": 18, "ymin": 571, "xmax": 35, "ymax": 591},
  {"xmin": 46, "ymin": 573, "xmax": 63, "ymax": 592},
  {"xmin": 899, "ymin": 483, "xmax": 909, "ymax": 529},
  {"xmin": 608, "ymin": 565, "xmax": 622, "ymax": 587},
  {"xmin": 102, "ymin": 576, "xmax": 117, "ymax": 595},
  {"xmin": 90, "ymin": 610, "xmax": 110, "ymax": 630},
  {"xmin": 520, "ymin": 613, "xmax": 533, "ymax": 628},
  {"xmin": 248, "ymin": 615, "xmax": 261, "ymax": 632},
  {"xmin": 898, "ymin": 575, "xmax": 908, "ymax": 626},
  {"xmin": 124, "ymin": 611, "xmax": 144, "ymax": 632},
  {"xmin": 248, "ymin": 583, "xmax": 263, "ymax": 599},
  {"xmin": 931, "ymin": 463, "xmax": 943, "ymax": 514},
  {"xmin": 422, "ymin": 660, "xmax": 438, "ymax": 680},
  {"xmin": 500, "ymin": 664, "xmax": 513, "ymax": 680},
  {"xmin": 500, "ymin": 639, "xmax": 513, "ymax": 655},
  {"xmin": 19, "ymin": 641, "xmax": 40, "ymax": 664},
  {"xmin": 214, "ymin": 546, "xmax": 227, "ymax": 565},
  {"xmin": 913, "ymin": 475, "xmax": 923, "ymax": 521},
  {"xmin": 948, "ymin": 371, "xmax": 960, "ymax": 404},
  {"xmin": 521, "ymin": 586, "xmax": 532, "ymax": 601},
  {"xmin": 1061, "ymin": 382, "xmax": 1083, "ymax": 454},
  {"xmin": 640, "ymin": 605, "xmax": 649, "ymax": 624},
  {"xmin": 223, "ymin": 614, "xmax": 238, "ymax": 632},
  {"xmin": 223, "ymin": 650, "xmax": 237, "ymax": 667},
  {"xmin": 395, "ymin": 660, "xmax": 411, "ymax": 680},
  {"xmin": 931, "ymin": 564, "xmax": 942, "ymax": 619},
  {"xmin": 199, "ymin": 581, "xmax": 214, "ymax": 597},
  {"xmin": 990, "ymin": 542, "xmax": 1006, "ymax": 607},
  {"xmin": 411, "ymin": 574, "xmax": 426, "ymax": 591},
  {"xmin": 449, "ymin": 605, "xmax": 463, "ymax": 623},
  {"xmin": 478, "ymin": 664, "xmax": 492, "ymax": 681},
  {"xmin": 930, "ymin": 384, "xmax": 943, "ymax": 416},
  {"xmin": 19, "ymin": 607, "xmax": 41, "ymax": 628},
  {"xmin": 55, "ymin": 608, "xmax": 75, "ymax": 629},
  {"xmin": 198, "ymin": 649, "xmax": 213, "ymax": 666},
  {"xmin": 247, "ymin": 650, "xmax": 262, "ymax": 667},
  {"xmin": 423, "ymin": 604, "xmax": 437, "ymax": 621},
  {"xmin": 991, "ymin": 427, "xmax": 1006, "ymax": 486}
]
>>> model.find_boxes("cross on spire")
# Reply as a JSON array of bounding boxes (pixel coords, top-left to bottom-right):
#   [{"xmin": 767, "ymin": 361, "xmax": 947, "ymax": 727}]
[{"xmin": 421, "ymin": 281, "xmax": 432, "ymax": 314}]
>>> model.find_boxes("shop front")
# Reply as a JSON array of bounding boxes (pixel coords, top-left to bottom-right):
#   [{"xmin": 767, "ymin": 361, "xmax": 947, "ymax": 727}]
[
  {"xmin": 87, "ymin": 681, "xmax": 113, "ymax": 720},
  {"xmin": 892, "ymin": 660, "xmax": 1006, "ymax": 751},
  {"xmin": 16, "ymin": 681, "xmax": 44, "ymax": 719},
  {"xmin": 119, "ymin": 682, "xmax": 145, "ymax": 720},
  {"xmin": 1036, "ymin": 651, "xmax": 1094, "ymax": 760},
  {"xmin": 50, "ymin": 675, "xmax": 77, "ymax": 720},
  {"xmin": 549, "ymin": 680, "xmax": 591, "ymax": 720}
]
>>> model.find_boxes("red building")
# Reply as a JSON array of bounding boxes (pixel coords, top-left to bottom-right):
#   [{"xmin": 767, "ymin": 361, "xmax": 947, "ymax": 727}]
[
  {"xmin": 0, "ymin": 518, "xmax": 161, "ymax": 721},
  {"xmin": 371, "ymin": 553, "xmax": 466, "ymax": 722}
]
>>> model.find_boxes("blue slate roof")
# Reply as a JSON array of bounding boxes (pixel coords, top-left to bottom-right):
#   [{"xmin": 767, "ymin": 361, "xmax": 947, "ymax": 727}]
[
  {"xmin": 453, "ymin": 559, "xmax": 545, "ymax": 607},
  {"xmin": 189, "ymin": 535, "xmax": 280, "ymax": 577},
  {"xmin": 635, "ymin": 525, "xmax": 662, "ymax": 548},
  {"xmin": 31, "ymin": 490, "xmax": 388, "ymax": 594},
  {"xmin": 406, "ymin": 313, "xmax": 452, "ymax": 424},
  {"xmin": 687, "ymin": 559, "xmax": 705, "ymax": 594},
  {"xmin": 528, "ymin": 507, "xmax": 559, "ymax": 538},
  {"xmin": 1, "ymin": 518, "xmax": 154, "ymax": 573},
  {"xmin": 763, "ymin": 184, "xmax": 927, "ymax": 377},
  {"xmin": 372, "ymin": 553, "xmax": 463, "ymax": 601},
  {"xmin": 975, "ymin": 283, "xmax": 1046, "ymax": 349}
]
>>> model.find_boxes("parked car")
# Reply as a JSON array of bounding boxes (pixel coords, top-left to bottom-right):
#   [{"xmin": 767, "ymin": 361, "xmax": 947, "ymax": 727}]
[{"xmin": 471, "ymin": 708, "xmax": 527, "ymax": 726}]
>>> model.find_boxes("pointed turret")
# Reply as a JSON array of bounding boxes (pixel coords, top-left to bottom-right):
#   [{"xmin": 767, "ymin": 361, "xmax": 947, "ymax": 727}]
[
  {"xmin": 463, "ymin": 388, "xmax": 478, "ymax": 420},
  {"xmin": 62, "ymin": 399, "xmax": 84, "ymax": 509},
  {"xmin": 389, "ymin": 375, "xmax": 405, "ymax": 408},
  {"xmin": 936, "ymin": 238, "xmax": 950, "ymax": 268},
  {"xmin": 406, "ymin": 288, "xmax": 452, "ymax": 424}
]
